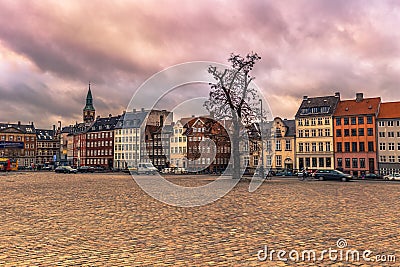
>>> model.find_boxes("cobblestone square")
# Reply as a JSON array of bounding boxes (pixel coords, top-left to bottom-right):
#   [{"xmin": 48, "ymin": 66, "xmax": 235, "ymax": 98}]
[{"xmin": 0, "ymin": 172, "xmax": 399, "ymax": 266}]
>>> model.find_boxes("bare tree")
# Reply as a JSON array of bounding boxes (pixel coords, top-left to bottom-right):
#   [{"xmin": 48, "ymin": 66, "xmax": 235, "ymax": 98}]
[{"xmin": 204, "ymin": 52, "xmax": 261, "ymax": 179}]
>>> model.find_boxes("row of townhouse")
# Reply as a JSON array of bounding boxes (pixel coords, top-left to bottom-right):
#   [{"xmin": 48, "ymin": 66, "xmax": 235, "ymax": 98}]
[{"xmin": 292, "ymin": 92, "xmax": 400, "ymax": 176}]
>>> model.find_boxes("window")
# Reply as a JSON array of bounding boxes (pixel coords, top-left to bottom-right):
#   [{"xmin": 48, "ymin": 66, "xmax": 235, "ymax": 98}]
[
  {"xmin": 324, "ymin": 118, "xmax": 330, "ymax": 125},
  {"xmin": 326, "ymin": 157, "xmax": 332, "ymax": 168},
  {"xmin": 368, "ymin": 141, "xmax": 374, "ymax": 151},
  {"xmin": 299, "ymin": 143, "xmax": 304, "ymax": 152},
  {"xmin": 379, "ymin": 143, "xmax": 386, "ymax": 151},
  {"xmin": 312, "ymin": 157, "xmax": 317, "ymax": 168},
  {"xmin": 358, "ymin": 117, "xmax": 364, "ymax": 124},
  {"xmin": 318, "ymin": 117, "xmax": 323, "ymax": 125},
  {"xmin": 358, "ymin": 128, "xmax": 364, "ymax": 136},
  {"xmin": 305, "ymin": 143, "xmax": 310, "ymax": 152},
  {"xmin": 285, "ymin": 140, "xmax": 291, "ymax": 151},
  {"xmin": 298, "ymin": 130, "xmax": 304, "ymax": 138},
  {"xmin": 311, "ymin": 129, "xmax": 316, "ymax": 137},
  {"xmin": 351, "ymin": 129, "xmax": 357, "ymax": 136},
  {"xmin": 276, "ymin": 140, "xmax": 281, "ymax": 151},
  {"xmin": 337, "ymin": 158, "xmax": 343, "ymax": 168},
  {"xmin": 367, "ymin": 128, "xmax": 373, "ymax": 136},
  {"xmin": 389, "ymin": 156, "xmax": 395, "ymax": 163},
  {"xmin": 360, "ymin": 158, "xmax": 365, "ymax": 168},
  {"xmin": 304, "ymin": 130, "xmax": 309, "ymax": 137},
  {"xmin": 359, "ymin": 142, "xmax": 365, "ymax": 152},
  {"xmin": 298, "ymin": 119, "xmax": 303, "ymax": 126},
  {"xmin": 378, "ymin": 121, "xmax": 385, "ymax": 127},
  {"xmin": 352, "ymin": 158, "xmax": 358, "ymax": 168},
  {"xmin": 337, "ymin": 142, "xmax": 342, "ymax": 152},
  {"xmin": 325, "ymin": 129, "xmax": 330, "ymax": 136},
  {"xmin": 253, "ymin": 156, "xmax": 259, "ymax": 166},
  {"xmin": 345, "ymin": 158, "xmax": 351, "ymax": 168},
  {"xmin": 352, "ymin": 142, "xmax": 357, "ymax": 152},
  {"xmin": 388, "ymin": 132, "xmax": 395, "ymax": 138},
  {"xmin": 380, "ymin": 156, "xmax": 386, "ymax": 162},
  {"xmin": 344, "ymin": 117, "xmax": 349, "ymax": 125},
  {"xmin": 351, "ymin": 117, "xmax": 357, "ymax": 125},
  {"xmin": 398, "ymin": 143, "xmax": 400, "ymax": 150},
  {"xmin": 276, "ymin": 155, "xmax": 282, "ymax": 167},
  {"xmin": 388, "ymin": 121, "xmax": 394, "ymax": 127},
  {"xmin": 379, "ymin": 132, "xmax": 385, "ymax": 138},
  {"xmin": 311, "ymin": 118, "xmax": 316, "ymax": 126},
  {"xmin": 367, "ymin": 116, "xmax": 373, "ymax": 124},
  {"xmin": 326, "ymin": 142, "xmax": 331, "ymax": 152},
  {"xmin": 336, "ymin": 129, "xmax": 342, "ymax": 137},
  {"xmin": 319, "ymin": 142, "xmax": 324, "ymax": 152},
  {"xmin": 318, "ymin": 129, "xmax": 323, "ymax": 136},
  {"xmin": 319, "ymin": 158, "xmax": 325, "ymax": 168},
  {"xmin": 305, "ymin": 119, "xmax": 310, "ymax": 126},
  {"xmin": 388, "ymin": 143, "xmax": 395, "ymax": 151},
  {"xmin": 345, "ymin": 142, "xmax": 350, "ymax": 152},
  {"xmin": 312, "ymin": 142, "xmax": 317, "ymax": 152},
  {"xmin": 344, "ymin": 129, "xmax": 350, "ymax": 136},
  {"xmin": 336, "ymin": 118, "xmax": 341, "ymax": 126}
]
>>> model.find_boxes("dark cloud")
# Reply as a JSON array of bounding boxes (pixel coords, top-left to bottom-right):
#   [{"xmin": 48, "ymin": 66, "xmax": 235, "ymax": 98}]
[{"xmin": 0, "ymin": 0, "xmax": 400, "ymax": 127}]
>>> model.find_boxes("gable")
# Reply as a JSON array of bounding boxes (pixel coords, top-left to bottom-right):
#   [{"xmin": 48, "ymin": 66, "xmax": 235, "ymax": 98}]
[{"xmin": 0, "ymin": 126, "xmax": 25, "ymax": 134}]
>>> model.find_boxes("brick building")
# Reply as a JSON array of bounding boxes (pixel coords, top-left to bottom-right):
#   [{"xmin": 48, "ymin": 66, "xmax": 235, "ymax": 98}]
[
  {"xmin": 185, "ymin": 117, "xmax": 231, "ymax": 173},
  {"xmin": 333, "ymin": 93, "xmax": 381, "ymax": 176},
  {"xmin": 85, "ymin": 115, "xmax": 120, "ymax": 169},
  {"xmin": 36, "ymin": 127, "xmax": 60, "ymax": 167},
  {"xmin": 0, "ymin": 122, "xmax": 36, "ymax": 167},
  {"xmin": 377, "ymin": 101, "xmax": 400, "ymax": 175}
]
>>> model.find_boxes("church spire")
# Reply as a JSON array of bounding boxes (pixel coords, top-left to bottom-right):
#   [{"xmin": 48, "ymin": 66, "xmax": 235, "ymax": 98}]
[{"xmin": 83, "ymin": 82, "xmax": 95, "ymax": 123}]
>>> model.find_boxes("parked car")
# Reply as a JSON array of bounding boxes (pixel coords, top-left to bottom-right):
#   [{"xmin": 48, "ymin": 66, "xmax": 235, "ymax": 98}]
[
  {"xmin": 362, "ymin": 173, "xmax": 383, "ymax": 180},
  {"xmin": 161, "ymin": 167, "xmax": 173, "ymax": 174},
  {"xmin": 275, "ymin": 171, "xmax": 294, "ymax": 177},
  {"xmin": 174, "ymin": 167, "xmax": 188, "ymax": 174},
  {"xmin": 77, "ymin": 166, "xmax": 95, "ymax": 173},
  {"xmin": 138, "ymin": 163, "xmax": 158, "ymax": 175},
  {"xmin": 55, "ymin": 166, "xmax": 77, "ymax": 174},
  {"xmin": 42, "ymin": 166, "xmax": 53, "ymax": 171},
  {"xmin": 313, "ymin": 169, "xmax": 352, "ymax": 182},
  {"xmin": 383, "ymin": 173, "xmax": 400, "ymax": 180},
  {"xmin": 93, "ymin": 166, "xmax": 106, "ymax": 172}
]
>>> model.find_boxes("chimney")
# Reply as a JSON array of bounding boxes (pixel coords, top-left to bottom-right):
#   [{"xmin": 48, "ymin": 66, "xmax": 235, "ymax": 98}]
[
  {"xmin": 356, "ymin": 93, "xmax": 364, "ymax": 102},
  {"xmin": 53, "ymin": 125, "xmax": 56, "ymax": 133},
  {"xmin": 132, "ymin": 108, "xmax": 136, "ymax": 113},
  {"xmin": 335, "ymin": 92, "xmax": 341, "ymax": 99},
  {"xmin": 18, "ymin": 121, "xmax": 21, "ymax": 127},
  {"xmin": 109, "ymin": 114, "xmax": 112, "ymax": 118},
  {"xmin": 141, "ymin": 108, "xmax": 145, "ymax": 112},
  {"xmin": 303, "ymin": 96, "xmax": 308, "ymax": 100},
  {"xmin": 191, "ymin": 115, "xmax": 195, "ymax": 118},
  {"xmin": 160, "ymin": 115, "xmax": 164, "ymax": 127},
  {"xmin": 31, "ymin": 121, "xmax": 34, "ymax": 126},
  {"xmin": 122, "ymin": 110, "xmax": 126, "ymax": 115}
]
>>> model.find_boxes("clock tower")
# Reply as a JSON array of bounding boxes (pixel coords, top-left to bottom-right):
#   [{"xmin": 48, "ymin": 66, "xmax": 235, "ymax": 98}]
[{"xmin": 83, "ymin": 83, "xmax": 96, "ymax": 123}]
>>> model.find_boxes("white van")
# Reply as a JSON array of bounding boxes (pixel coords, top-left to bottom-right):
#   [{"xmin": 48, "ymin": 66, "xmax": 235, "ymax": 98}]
[{"xmin": 138, "ymin": 163, "xmax": 158, "ymax": 175}]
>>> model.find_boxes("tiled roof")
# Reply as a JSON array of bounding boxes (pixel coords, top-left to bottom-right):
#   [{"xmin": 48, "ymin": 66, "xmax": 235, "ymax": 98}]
[
  {"xmin": 295, "ymin": 95, "xmax": 340, "ymax": 118},
  {"xmin": 0, "ymin": 123, "xmax": 36, "ymax": 134},
  {"xmin": 36, "ymin": 129, "xmax": 55, "ymax": 140},
  {"xmin": 115, "ymin": 111, "xmax": 148, "ymax": 129},
  {"xmin": 334, "ymin": 97, "xmax": 381, "ymax": 116},
  {"xmin": 87, "ymin": 115, "xmax": 121, "ymax": 132},
  {"xmin": 282, "ymin": 119, "xmax": 296, "ymax": 137},
  {"xmin": 378, "ymin": 102, "xmax": 400, "ymax": 119}
]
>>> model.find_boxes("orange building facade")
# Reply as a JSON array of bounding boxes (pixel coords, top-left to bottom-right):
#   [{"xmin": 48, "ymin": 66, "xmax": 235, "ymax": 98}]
[{"xmin": 333, "ymin": 93, "xmax": 381, "ymax": 176}]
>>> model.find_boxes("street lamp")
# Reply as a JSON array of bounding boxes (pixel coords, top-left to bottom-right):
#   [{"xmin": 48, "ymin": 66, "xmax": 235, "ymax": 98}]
[{"xmin": 259, "ymin": 99, "xmax": 265, "ymax": 179}]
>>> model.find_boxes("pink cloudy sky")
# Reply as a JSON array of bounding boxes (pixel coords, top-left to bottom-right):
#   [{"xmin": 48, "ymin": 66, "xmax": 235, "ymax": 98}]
[{"xmin": 1, "ymin": 0, "xmax": 400, "ymax": 128}]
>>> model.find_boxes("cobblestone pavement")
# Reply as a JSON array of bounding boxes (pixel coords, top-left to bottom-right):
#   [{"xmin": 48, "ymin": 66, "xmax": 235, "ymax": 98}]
[{"xmin": 0, "ymin": 172, "xmax": 399, "ymax": 266}]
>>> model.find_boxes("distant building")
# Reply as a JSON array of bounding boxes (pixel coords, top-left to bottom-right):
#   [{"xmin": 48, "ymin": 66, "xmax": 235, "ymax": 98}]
[
  {"xmin": 377, "ymin": 101, "xmax": 400, "ymax": 175},
  {"xmin": 85, "ymin": 114, "xmax": 120, "ymax": 169},
  {"xmin": 0, "ymin": 122, "xmax": 36, "ymax": 167},
  {"xmin": 36, "ymin": 127, "xmax": 60, "ymax": 167},
  {"xmin": 295, "ymin": 93, "xmax": 340, "ymax": 171},
  {"xmin": 83, "ymin": 83, "xmax": 96, "ymax": 123},
  {"xmin": 145, "ymin": 124, "xmax": 173, "ymax": 170},
  {"xmin": 269, "ymin": 117, "xmax": 296, "ymax": 172},
  {"xmin": 169, "ymin": 118, "xmax": 192, "ymax": 168},
  {"xmin": 334, "ymin": 93, "xmax": 381, "ymax": 176},
  {"xmin": 184, "ymin": 117, "xmax": 231, "ymax": 173},
  {"xmin": 113, "ymin": 109, "xmax": 173, "ymax": 169}
]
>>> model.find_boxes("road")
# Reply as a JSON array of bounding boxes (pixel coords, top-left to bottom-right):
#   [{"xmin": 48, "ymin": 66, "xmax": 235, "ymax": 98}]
[{"xmin": 0, "ymin": 172, "xmax": 399, "ymax": 266}]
